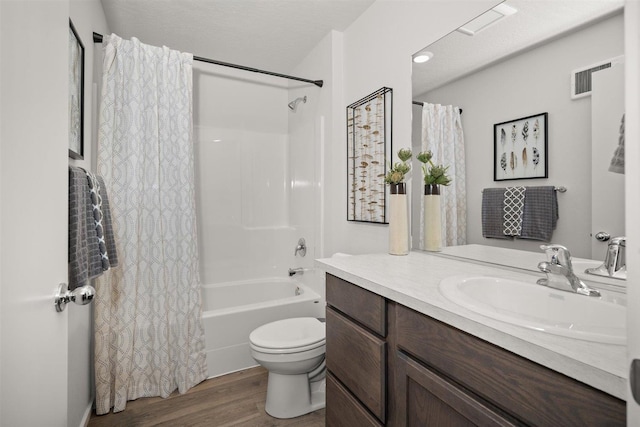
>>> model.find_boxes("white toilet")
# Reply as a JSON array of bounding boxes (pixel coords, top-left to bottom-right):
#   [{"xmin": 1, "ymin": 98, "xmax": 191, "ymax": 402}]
[{"xmin": 249, "ymin": 317, "xmax": 326, "ymax": 419}]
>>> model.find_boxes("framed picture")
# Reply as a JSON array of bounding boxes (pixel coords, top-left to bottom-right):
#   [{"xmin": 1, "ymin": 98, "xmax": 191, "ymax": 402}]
[
  {"xmin": 494, "ymin": 112, "xmax": 547, "ymax": 181},
  {"xmin": 69, "ymin": 19, "xmax": 84, "ymax": 160},
  {"xmin": 346, "ymin": 87, "xmax": 393, "ymax": 223}
]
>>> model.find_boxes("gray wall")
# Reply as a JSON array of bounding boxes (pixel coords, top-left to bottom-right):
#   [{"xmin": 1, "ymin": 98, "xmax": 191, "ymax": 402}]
[
  {"xmin": 414, "ymin": 13, "xmax": 624, "ymax": 258},
  {"xmin": 69, "ymin": 1, "xmax": 110, "ymax": 426}
]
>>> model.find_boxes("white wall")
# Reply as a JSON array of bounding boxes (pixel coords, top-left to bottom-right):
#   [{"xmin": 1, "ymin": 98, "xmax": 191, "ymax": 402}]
[
  {"xmin": 625, "ymin": 0, "xmax": 640, "ymax": 421},
  {"xmin": 194, "ymin": 64, "xmax": 297, "ymax": 284},
  {"xmin": 289, "ymin": 30, "xmax": 343, "ymax": 299},
  {"xmin": 68, "ymin": 1, "xmax": 110, "ymax": 425},
  {"xmin": 416, "ymin": 13, "xmax": 623, "ymax": 258},
  {"xmin": 66, "ymin": 0, "xmax": 109, "ymax": 426},
  {"xmin": 325, "ymin": 0, "xmax": 501, "ymax": 257}
]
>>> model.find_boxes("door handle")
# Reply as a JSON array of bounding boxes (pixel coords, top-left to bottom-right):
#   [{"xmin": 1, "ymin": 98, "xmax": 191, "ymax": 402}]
[
  {"xmin": 54, "ymin": 283, "xmax": 95, "ymax": 312},
  {"xmin": 594, "ymin": 231, "xmax": 611, "ymax": 242}
]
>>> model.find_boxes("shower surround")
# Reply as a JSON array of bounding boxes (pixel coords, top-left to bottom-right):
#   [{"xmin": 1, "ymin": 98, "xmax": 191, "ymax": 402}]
[{"xmin": 193, "ymin": 63, "xmax": 323, "ymax": 377}]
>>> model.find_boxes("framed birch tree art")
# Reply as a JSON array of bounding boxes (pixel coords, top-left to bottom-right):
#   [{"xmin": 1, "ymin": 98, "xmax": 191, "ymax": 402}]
[
  {"xmin": 494, "ymin": 112, "xmax": 548, "ymax": 181},
  {"xmin": 347, "ymin": 87, "xmax": 393, "ymax": 223}
]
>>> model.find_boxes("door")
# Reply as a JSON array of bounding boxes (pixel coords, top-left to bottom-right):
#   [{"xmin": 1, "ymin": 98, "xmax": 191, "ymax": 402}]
[
  {"xmin": 1, "ymin": 2, "xmax": 70, "ymax": 426},
  {"xmin": 591, "ymin": 65, "xmax": 625, "ymax": 259}
]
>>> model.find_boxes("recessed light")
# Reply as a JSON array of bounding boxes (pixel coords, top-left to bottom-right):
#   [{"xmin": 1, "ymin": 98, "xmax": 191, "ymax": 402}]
[{"xmin": 413, "ymin": 51, "xmax": 434, "ymax": 64}]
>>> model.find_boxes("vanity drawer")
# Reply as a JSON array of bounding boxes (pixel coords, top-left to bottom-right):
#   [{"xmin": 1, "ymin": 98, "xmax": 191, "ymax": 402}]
[
  {"xmin": 395, "ymin": 304, "xmax": 625, "ymax": 426},
  {"xmin": 326, "ymin": 373, "xmax": 383, "ymax": 427},
  {"xmin": 326, "ymin": 306, "xmax": 386, "ymax": 422},
  {"xmin": 326, "ymin": 273, "xmax": 386, "ymax": 336}
]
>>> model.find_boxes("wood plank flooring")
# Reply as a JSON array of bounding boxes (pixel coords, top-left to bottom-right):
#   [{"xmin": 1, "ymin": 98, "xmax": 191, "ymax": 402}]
[{"xmin": 88, "ymin": 367, "xmax": 325, "ymax": 427}]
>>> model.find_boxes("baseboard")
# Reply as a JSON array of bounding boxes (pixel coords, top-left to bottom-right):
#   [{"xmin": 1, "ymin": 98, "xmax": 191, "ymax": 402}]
[{"xmin": 79, "ymin": 402, "xmax": 93, "ymax": 427}]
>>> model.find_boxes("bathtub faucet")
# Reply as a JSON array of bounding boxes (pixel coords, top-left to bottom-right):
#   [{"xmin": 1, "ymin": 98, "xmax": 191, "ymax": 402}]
[
  {"xmin": 288, "ymin": 267, "xmax": 304, "ymax": 277},
  {"xmin": 294, "ymin": 238, "xmax": 307, "ymax": 257}
]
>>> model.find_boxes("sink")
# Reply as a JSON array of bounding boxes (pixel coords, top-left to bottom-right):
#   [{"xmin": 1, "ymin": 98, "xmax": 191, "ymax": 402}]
[{"xmin": 439, "ymin": 275, "xmax": 626, "ymax": 345}]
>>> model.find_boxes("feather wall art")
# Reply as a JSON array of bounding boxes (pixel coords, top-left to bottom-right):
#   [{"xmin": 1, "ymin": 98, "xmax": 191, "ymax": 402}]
[
  {"xmin": 533, "ymin": 118, "xmax": 540, "ymax": 143},
  {"xmin": 493, "ymin": 113, "xmax": 547, "ymax": 181}
]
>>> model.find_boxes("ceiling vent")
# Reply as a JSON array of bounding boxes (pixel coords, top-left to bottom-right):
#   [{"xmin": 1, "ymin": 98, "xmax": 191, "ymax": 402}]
[
  {"xmin": 457, "ymin": 3, "xmax": 518, "ymax": 36},
  {"xmin": 571, "ymin": 55, "xmax": 624, "ymax": 99}
]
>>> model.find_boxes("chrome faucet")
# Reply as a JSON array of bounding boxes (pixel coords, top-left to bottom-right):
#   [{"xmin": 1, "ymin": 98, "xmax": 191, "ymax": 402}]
[
  {"xmin": 537, "ymin": 244, "xmax": 601, "ymax": 297},
  {"xmin": 586, "ymin": 236, "xmax": 626, "ymax": 280},
  {"xmin": 288, "ymin": 267, "xmax": 304, "ymax": 277}
]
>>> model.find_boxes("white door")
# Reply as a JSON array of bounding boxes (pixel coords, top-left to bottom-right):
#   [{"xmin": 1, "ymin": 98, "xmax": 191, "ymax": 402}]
[
  {"xmin": 591, "ymin": 65, "xmax": 625, "ymax": 259},
  {"xmin": 1, "ymin": 2, "xmax": 70, "ymax": 426}
]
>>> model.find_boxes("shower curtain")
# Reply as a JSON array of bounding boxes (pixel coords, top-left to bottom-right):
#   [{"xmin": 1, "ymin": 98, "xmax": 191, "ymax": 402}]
[
  {"xmin": 94, "ymin": 34, "xmax": 207, "ymax": 414},
  {"xmin": 420, "ymin": 103, "xmax": 467, "ymax": 248}
]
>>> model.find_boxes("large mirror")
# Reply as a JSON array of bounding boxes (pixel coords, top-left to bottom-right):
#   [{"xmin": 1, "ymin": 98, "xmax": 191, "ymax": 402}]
[{"xmin": 411, "ymin": 0, "xmax": 625, "ymax": 260}]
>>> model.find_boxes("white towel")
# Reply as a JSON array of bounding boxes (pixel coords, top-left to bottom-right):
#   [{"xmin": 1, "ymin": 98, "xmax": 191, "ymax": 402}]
[{"xmin": 503, "ymin": 186, "xmax": 526, "ymax": 236}]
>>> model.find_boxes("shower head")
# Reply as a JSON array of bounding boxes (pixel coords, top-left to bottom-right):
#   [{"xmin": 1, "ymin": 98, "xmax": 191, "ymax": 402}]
[{"xmin": 288, "ymin": 96, "xmax": 307, "ymax": 111}]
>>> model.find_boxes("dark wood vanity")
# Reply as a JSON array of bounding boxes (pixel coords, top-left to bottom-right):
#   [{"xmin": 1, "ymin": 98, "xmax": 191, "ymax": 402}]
[{"xmin": 325, "ymin": 273, "xmax": 625, "ymax": 426}]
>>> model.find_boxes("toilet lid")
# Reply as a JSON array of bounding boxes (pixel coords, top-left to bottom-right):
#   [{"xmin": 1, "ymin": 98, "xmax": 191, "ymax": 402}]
[{"xmin": 249, "ymin": 317, "xmax": 325, "ymax": 350}]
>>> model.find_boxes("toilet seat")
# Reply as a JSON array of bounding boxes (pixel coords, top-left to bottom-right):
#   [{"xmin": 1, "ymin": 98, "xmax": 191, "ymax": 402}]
[{"xmin": 249, "ymin": 317, "xmax": 325, "ymax": 354}]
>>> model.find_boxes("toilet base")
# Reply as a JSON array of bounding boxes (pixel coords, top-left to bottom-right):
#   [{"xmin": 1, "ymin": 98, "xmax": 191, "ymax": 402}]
[{"xmin": 265, "ymin": 372, "xmax": 326, "ymax": 419}]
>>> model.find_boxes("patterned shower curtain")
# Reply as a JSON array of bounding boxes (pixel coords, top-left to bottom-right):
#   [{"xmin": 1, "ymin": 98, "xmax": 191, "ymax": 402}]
[
  {"xmin": 420, "ymin": 103, "xmax": 467, "ymax": 248},
  {"xmin": 94, "ymin": 34, "xmax": 207, "ymax": 414}
]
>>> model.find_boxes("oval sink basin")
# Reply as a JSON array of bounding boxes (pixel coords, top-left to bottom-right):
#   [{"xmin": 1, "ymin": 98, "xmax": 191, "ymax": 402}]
[{"xmin": 439, "ymin": 275, "xmax": 626, "ymax": 345}]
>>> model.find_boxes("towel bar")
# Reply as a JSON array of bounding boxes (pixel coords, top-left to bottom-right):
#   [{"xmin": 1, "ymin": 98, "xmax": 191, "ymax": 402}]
[{"xmin": 482, "ymin": 186, "xmax": 566, "ymax": 193}]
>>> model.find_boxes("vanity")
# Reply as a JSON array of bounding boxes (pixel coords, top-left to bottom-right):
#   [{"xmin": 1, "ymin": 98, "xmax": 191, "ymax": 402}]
[{"xmin": 317, "ymin": 247, "xmax": 626, "ymax": 426}]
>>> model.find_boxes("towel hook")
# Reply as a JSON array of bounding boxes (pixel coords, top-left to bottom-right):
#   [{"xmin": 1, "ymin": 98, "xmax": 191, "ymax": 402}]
[{"xmin": 54, "ymin": 283, "xmax": 95, "ymax": 312}]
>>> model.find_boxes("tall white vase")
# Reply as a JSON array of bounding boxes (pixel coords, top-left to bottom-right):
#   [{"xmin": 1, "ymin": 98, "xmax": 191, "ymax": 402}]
[
  {"xmin": 389, "ymin": 183, "xmax": 409, "ymax": 255},
  {"xmin": 424, "ymin": 184, "xmax": 442, "ymax": 252}
]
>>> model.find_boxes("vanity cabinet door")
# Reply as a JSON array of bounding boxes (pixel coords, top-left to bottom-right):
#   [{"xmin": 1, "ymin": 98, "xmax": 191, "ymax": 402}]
[
  {"xmin": 326, "ymin": 273, "xmax": 386, "ymax": 336},
  {"xmin": 396, "ymin": 352, "xmax": 517, "ymax": 427},
  {"xmin": 395, "ymin": 304, "xmax": 625, "ymax": 426},
  {"xmin": 326, "ymin": 307, "xmax": 386, "ymax": 422},
  {"xmin": 327, "ymin": 373, "xmax": 383, "ymax": 427}
]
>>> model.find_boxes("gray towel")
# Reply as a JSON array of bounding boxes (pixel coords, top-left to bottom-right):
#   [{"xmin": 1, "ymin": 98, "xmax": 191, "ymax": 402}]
[
  {"xmin": 482, "ymin": 188, "xmax": 511, "ymax": 239},
  {"xmin": 520, "ymin": 186, "xmax": 558, "ymax": 241},
  {"xmin": 96, "ymin": 175, "xmax": 118, "ymax": 268},
  {"xmin": 68, "ymin": 167, "xmax": 103, "ymax": 290}
]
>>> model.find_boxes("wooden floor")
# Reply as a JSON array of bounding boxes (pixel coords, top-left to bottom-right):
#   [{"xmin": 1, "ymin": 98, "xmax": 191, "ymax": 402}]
[{"xmin": 88, "ymin": 367, "xmax": 325, "ymax": 427}]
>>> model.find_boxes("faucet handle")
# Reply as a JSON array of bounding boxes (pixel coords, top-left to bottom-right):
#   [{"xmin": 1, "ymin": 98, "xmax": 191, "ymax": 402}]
[
  {"xmin": 609, "ymin": 236, "xmax": 626, "ymax": 246},
  {"xmin": 540, "ymin": 244, "xmax": 572, "ymax": 267},
  {"xmin": 294, "ymin": 238, "xmax": 307, "ymax": 257}
]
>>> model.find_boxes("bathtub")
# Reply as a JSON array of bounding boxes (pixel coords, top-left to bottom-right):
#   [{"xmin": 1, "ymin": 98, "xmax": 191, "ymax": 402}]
[{"xmin": 201, "ymin": 276, "xmax": 323, "ymax": 378}]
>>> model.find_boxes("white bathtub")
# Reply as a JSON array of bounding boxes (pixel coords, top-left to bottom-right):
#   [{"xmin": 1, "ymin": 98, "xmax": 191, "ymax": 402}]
[{"xmin": 201, "ymin": 276, "xmax": 323, "ymax": 378}]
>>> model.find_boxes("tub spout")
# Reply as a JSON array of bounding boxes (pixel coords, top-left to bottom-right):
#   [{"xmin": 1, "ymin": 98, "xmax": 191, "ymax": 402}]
[{"xmin": 288, "ymin": 267, "xmax": 304, "ymax": 277}]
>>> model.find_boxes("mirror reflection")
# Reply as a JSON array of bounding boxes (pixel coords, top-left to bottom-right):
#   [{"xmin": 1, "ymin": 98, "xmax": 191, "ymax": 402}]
[{"xmin": 411, "ymin": 0, "xmax": 624, "ymax": 260}]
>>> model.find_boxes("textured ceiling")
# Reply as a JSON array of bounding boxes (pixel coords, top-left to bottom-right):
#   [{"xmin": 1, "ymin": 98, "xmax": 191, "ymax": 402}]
[
  {"xmin": 412, "ymin": 0, "xmax": 624, "ymax": 97},
  {"xmin": 100, "ymin": 0, "xmax": 375, "ymax": 75}
]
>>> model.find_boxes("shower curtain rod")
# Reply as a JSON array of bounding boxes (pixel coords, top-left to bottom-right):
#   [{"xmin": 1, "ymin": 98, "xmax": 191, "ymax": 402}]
[
  {"xmin": 412, "ymin": 100, "xmax": 462, "ymax": 114},
  {"xmin": 92, "ymin": 32, "xmax": 324, "ymax": 88}
]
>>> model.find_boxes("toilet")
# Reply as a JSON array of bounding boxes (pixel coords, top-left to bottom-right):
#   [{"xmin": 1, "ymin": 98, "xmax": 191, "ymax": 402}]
[{"xmin": 249, "ymin": 317, "xmax": 326, "ymax": 419}]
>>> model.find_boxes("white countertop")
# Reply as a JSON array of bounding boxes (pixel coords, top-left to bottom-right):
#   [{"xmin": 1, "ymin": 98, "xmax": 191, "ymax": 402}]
[{"xmin": 316, "ymin": 246, "xmax": 627, "ymax": 400}]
